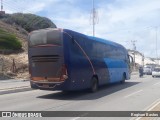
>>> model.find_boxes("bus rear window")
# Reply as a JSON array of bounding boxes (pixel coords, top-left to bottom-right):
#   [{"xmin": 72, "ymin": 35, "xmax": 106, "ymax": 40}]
[{"xmin": 29, "ymin": 29, "xmax": 61, "ymax": 47}]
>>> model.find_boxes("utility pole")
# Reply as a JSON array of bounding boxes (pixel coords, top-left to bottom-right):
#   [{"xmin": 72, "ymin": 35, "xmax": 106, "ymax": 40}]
[
  {"xmin": 131, "ymin": 40, "xmax": 137, "ymax": 51},
  {"xmin": 142, "ymin": 53, "xmax": 144, "ymax": 67},
  {"xmin": 1, "ymin": 0, "xmax": 3, "ymax": 11},
  {"xmin": 0, "ymin": 0, "xmax": 5, "ymax": 15},
  {"xmin": 155, "ymin": 27, "xmax": 159, "ymax": 65},
  {"xmin": 131, "ymin": 40, "xmax": 137, "ymax": 70},
  {"xmin": 92, "ymin": 0, "xmax": 95, "ymax": 36},
  {"xmin": 90, "ymin": 0, "xmax": 98, "ymax": 37}
]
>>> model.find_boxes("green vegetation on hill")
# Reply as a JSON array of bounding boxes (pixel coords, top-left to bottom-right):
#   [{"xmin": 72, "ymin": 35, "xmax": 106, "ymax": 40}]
[
  {"xmin": 0, "ymin": 13, "xmax": 57, "ymax": 32},
  {"xmin": 0, "ymin": 29, "xmax": 22, "ymax": 50}
]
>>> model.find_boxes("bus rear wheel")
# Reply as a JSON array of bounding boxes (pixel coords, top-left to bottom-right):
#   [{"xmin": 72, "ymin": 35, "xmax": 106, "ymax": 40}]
[
  {"xmin": 30, "ymin": 81, "xmax": 38, "ymax": 89},
  {"xmin": 90, "ymin": 77, "xmax": 98, "ymax": 92}
]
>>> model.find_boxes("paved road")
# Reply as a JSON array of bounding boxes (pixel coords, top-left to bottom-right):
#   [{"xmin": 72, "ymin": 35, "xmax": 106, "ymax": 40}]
[
  {"xmin": 0, "ymin": 79, "xmax": 31, "ymax": 95},
  {"xmin": 0, "ymin": 75, "xmax": 160, "ymax": 120}
]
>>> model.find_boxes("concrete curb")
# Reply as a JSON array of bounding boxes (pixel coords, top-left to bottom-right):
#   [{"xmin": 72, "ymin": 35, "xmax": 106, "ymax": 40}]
[
  {"xmin": 0, "ymin": 86, "xmax": 30, "ymax": 91},
  {"xmin": 0, "ymin": 86, "xmax": 33, "ymax": 95},
  {"xmin": 0, "ymin": 79, "xmax": 29, "ymax": 83}
]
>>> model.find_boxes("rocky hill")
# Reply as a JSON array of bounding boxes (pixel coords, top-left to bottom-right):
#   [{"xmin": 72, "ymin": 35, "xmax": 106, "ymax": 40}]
[
  {"xmin": 0, "ymin": 20, "xmax": 28, "ymax": 80},
  {"xmin": 0, "ymin": 13, "xmax": 57, "ymax": 80},
  {"xmin": 0, "ymin": 13, "xmax": 56, "ymax": 32}
]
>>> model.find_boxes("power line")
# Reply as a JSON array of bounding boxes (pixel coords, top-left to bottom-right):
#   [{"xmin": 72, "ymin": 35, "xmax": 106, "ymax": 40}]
[
  {"xmin": 3, "ymin": 1, "xmax": 46, "ymax": 27},
  {"xmin": 4, "ymin": 2, "xmax": 24, "ymax": 12},
  {"xmin": 106, "ymin": 26, "xmax": 155, "ymax": 34},
  {"xmin": 4, "ymin": 0, "xmax": 37, "ymax": 13}
]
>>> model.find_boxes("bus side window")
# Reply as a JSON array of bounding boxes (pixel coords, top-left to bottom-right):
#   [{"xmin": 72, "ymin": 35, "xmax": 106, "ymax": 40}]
[
  {"xmin": 96, "ymin": 42, "xmax": 106, "ymax": 58},
  {"xmin": 90, "ymin": 42, "xmax": 97, "ymax": 58},
  {"xmin": 84, "ymin": 40, "xmax": 93, "ymax": 58},
  {"xmin": 110, "ymin": 46, "xmax": 117, "ymax": 59},
  {"xmin": 118, "ymin": 49, "xmax": 126, "ymax": 60},
  {"xmin": 105, "ymin": 45, "xmax": 112, "ymax": 58},
  {"xmin": 71, "ymin": 35, "xmax": 85, "ymax": 56}
]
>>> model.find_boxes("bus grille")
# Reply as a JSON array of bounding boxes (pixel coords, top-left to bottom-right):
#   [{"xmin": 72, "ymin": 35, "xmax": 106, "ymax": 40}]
[{"xmin": 31, "ymin": 55, "xmax": 60, "ymax": 62}]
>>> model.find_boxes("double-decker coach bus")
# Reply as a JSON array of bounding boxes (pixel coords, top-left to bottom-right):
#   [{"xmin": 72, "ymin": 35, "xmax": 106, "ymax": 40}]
[{"xmin": 28, "ymin": 28, "xmax": 133, "ymax": 92}]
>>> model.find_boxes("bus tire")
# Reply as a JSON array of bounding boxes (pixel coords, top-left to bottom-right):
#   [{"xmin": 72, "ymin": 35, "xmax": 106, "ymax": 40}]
[
  {"xmin": 90, "ymin": 77, "xmax": 98, "ymax": 92},
  {"xmin": 120, "ymin": 73, "xmax": 126, "ymax": 84},
  {"xmin": 30, "ymin": 81, "xmax": 38, "ymax": 89}
]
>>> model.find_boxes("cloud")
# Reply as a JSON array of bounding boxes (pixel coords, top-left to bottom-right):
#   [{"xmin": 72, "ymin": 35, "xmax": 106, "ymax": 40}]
[
  {"xmin": 2, "ymin": 0, "xmax": 160, "ymax": 58},
  {"xmin": 4, "ymin": 0, "xmax": 54, "ymax": 13},
  {"xmin": 94, "ymin": 0, "xmax": 160, "ymax": 57}
]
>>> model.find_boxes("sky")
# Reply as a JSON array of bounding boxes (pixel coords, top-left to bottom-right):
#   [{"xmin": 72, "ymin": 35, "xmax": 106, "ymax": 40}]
[{"xmin": 2, "ymin": 0, "xmax": 160, "ymax": 58}]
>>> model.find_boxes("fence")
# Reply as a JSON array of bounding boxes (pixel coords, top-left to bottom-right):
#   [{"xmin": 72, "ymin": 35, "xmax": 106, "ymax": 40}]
[{"xmin": 0, "ymin": 57, "xmax": 4, "ymax": 73}]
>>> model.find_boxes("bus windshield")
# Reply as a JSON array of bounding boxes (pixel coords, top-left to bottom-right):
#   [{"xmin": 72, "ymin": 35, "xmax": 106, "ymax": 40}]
[{"xmin": 29, "ymin": 29, "xmax": 62, "ymax": 47}]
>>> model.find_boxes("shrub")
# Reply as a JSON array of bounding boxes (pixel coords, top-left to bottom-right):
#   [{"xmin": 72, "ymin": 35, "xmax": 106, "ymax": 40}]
[{"xmin": 0, "ymin": 29, "xmax": 22, "ymax": 50}]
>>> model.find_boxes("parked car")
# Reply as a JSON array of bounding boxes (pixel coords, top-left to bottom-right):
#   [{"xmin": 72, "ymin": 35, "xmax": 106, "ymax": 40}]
[
  {"xmin": 143, "ymin": 66, "xmax": 152, "ymax": 75},
  {"xmin": 152, "ymin": 67, "xmax": 160, "ymax": 77}
]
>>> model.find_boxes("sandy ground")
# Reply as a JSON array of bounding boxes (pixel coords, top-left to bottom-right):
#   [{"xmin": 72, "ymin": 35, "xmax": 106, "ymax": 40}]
[{"xmin": 0, "ymin": 52, "xmax": 29, "ymax": 80}]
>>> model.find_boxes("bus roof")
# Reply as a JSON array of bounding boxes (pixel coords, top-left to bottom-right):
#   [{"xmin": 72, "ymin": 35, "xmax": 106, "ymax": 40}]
[
  {"xmin": 30, "ymin": 28, "xmax": 126, "ymax": 50},
  {"xmin": 63, "ymin": 29, "xmax": 125, "ymax": 50},
  {"xmin": 88, "ymin": 36, "xmax": 125, "ymax": 49}
]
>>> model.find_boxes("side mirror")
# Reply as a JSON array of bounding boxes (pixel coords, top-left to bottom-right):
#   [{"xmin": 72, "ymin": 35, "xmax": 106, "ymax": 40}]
[
  {"xmin": 129, "ymin": 55, "xmax": 134, "ymax": 64},
  {"xmin": 128, "ymin": 55, "xmax": 134, "ymax": 73}
]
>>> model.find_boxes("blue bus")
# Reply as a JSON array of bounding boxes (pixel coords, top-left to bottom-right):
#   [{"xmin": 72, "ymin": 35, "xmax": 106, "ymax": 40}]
[{"xmin": 28, "ymin": 28, "xmax": 132, "ymax": 92}]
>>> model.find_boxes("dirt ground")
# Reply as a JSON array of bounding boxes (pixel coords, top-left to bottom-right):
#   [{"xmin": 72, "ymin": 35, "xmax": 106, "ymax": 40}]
[
  {"xmin": 0, "ymin": 20, "xmax": 29, "ymax": 80},
  {"xmin": 0, "ymin": 52, "xmax": 29, "ymax": 80}
]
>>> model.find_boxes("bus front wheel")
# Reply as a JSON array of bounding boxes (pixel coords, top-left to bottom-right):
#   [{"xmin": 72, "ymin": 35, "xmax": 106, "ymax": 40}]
[
  {"xmin": 90, "ymin": 77, "xmax": 98, "ymax": 92},
  {"xmin": 120, "ymin": 74, "xmax": 126, "ymax": 84}
]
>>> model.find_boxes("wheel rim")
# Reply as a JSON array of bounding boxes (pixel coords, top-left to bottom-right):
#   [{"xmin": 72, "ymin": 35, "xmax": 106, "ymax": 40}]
[{"xmin": 91, "ymin": 78, "xmax": 98, "ymax": 92}]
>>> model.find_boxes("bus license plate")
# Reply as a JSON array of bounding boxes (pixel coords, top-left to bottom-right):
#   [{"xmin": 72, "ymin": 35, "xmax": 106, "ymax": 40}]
[{"xmin": 43, "ymin": 84, "xmax": 49, "ymax": 88}]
